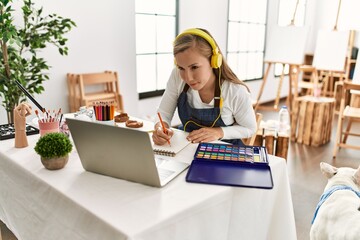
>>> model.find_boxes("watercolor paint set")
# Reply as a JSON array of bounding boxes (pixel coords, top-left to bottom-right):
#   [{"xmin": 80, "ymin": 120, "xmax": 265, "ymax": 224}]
[
  {"xmin": 186, "ymin": 142, "xmax": 273, "ymax": 189},
  {"xmin": 194, "ymin": 142, "xmax": 268, "ymax": 163}
]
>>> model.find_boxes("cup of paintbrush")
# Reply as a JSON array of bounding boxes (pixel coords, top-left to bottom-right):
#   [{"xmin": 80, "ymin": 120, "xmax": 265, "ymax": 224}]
[{"xmin": 36, "ymin": 109, "xmax": 60, "ymax": 136}]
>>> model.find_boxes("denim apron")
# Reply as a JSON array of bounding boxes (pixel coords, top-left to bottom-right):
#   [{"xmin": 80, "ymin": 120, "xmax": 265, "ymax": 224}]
[{"xmin": 177, "ymin": 83, "xmax": 244, "ymax": 146}]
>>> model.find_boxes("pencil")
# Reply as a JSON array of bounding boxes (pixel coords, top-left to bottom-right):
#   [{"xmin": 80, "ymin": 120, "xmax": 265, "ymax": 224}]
[{"xmin": 157, "ymin": 112, "xmax": 171, "ymax": 146}]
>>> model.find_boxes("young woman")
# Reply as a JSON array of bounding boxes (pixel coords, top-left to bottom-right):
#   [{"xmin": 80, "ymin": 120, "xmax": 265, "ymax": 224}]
[{"xmin": 152, "ymin": 28, "xmax": 256, "ymax": 146}]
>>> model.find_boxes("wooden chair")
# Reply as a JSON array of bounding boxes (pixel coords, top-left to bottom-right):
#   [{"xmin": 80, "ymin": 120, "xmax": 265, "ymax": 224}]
[
  {"xmin": 333, "ymin": 81, "xmax": 360, "ymax": 158},
  {"xmin": 296, "ymin": 65, "xmax": 322, "ymax": 97},
  {"xmin": 67, "ymin": 71, "xmax": 124, "ymax": 112}
]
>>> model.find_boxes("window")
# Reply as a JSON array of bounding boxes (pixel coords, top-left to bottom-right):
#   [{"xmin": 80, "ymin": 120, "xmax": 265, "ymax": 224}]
[
  {"xmin": 274, "ymin": 0, "xmax": 307, "ymax": 76},
  {"xmin": 135, "ymin": 0, "xmax": 177, "ymax": 98},
  {"xmin": 227, "ymin": 0, "xmax": 268, "ymax": 81}
]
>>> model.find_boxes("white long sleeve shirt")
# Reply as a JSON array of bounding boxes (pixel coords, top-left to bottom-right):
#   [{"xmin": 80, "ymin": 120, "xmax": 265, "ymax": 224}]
[{"xmin": 157, "ymin": 68, "xmax": 257, "ymax": 140}]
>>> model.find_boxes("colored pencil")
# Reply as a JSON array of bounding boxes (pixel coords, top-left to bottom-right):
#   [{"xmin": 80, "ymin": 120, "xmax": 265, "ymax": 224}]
[{"xmin": 157, "ymin": 112, "xmax": 171, "ymax": 146}]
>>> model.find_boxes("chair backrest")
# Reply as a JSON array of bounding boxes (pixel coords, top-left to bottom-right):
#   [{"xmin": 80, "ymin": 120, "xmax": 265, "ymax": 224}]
[
  {"xmin": 78, "ymin": 71, "xmax": 119, "ymax": 97},
  {"xmin": 342, "ymin": 81, "xmax": 360, "ymax": 107},
  {"xmin": 67, "ymin": 71, "xmax": 124, "ymax": 112}
]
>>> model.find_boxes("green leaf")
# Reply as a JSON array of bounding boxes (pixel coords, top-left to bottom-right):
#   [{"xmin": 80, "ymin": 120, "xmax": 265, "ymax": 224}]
[
  {"xmin": 34, "ymin": 133, "xmax": 73, "ymax": 158},
  {"xmin": 0, "ymin": 0, "xmax": 76, "ymax": 115}
]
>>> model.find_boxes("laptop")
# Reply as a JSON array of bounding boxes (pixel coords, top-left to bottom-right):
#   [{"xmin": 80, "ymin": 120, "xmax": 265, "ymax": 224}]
[{"xmin": 66, "ymin": 118, "xmax": 189, "ymax": 187}]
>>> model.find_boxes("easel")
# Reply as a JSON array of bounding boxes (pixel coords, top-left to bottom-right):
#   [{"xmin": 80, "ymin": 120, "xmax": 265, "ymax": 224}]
[
  {"xmin": 310, "ymin": 0, "xmax": 355, "ymax": 98},
  {"xmin": 254, "ymin": 62, "xmax": 300, "ymax": 113},
  {"xmin": 254, "ymin": 0, "xmax": 306, "ymax": 113}
]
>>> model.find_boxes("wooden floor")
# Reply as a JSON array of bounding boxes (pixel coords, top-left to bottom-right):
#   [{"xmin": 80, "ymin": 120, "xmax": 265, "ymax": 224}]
[
  {"xmin": 1, "ymin": 103, "xmax": 359, "ymax": 240},
  {"xmin": 258, "ymin": 102, "xmax": 360, "ymax": 240}
]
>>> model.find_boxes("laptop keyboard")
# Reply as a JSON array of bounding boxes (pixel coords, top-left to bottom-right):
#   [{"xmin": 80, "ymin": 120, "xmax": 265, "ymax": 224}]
[
  {"xmin": 155, "ymin": 157, "xmax": 165, "ymax": 166},
  {"xmin": 156, "ymin": 157, "xmax": 176, "ymax": 180},
  {"xmin": 158, "ymin": 168, "xmax": 175, "ymax": 180}
]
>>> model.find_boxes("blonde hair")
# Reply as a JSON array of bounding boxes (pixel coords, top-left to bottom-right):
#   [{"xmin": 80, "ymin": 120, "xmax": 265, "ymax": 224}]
[{"xmin": 173, "ymin": 28, "xmax": 249, "ymax": 91}]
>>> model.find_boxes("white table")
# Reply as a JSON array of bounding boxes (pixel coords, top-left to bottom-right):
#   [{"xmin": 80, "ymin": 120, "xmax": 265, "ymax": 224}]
[{"xmin": 0, "ymin": 134, "xmax": 296, "ymax": 240}]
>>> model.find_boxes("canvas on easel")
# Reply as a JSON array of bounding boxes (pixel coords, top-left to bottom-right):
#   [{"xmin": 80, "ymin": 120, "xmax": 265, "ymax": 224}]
[
  {"xmin": 312, "ymin": 30, "xmax": 349, "ymax": 72},
  {"xmin": 264, "ymin": 25, "xmax": 309, "ymax": 65},
  {"xmin": 255, "ymin": 25, "xmax": 309, "ymax": 111},
  {"xmin": 310, "ymin": 29, "xmax": 350, "ymax": 96}
]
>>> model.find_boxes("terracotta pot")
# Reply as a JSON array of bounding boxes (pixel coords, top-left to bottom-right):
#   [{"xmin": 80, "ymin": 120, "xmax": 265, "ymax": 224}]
[{"xmin": 41, "ymin": 155, "xmax": 69, "ymax": 170}]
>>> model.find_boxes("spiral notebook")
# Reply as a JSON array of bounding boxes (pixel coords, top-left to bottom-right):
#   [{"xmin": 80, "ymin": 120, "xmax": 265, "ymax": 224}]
[{"xmin": 151, "ymin": 129, "xmax": 190, "ymax": 157}]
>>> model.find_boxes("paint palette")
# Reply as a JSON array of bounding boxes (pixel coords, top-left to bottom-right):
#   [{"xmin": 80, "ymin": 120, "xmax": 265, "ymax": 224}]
[{"xmin": 194, "ymin": 142, "xmax": 268, "ymax": 164}]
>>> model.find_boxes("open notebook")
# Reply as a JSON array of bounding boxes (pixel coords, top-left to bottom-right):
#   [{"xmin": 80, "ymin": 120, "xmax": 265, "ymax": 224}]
[{"xmin": 151, "ymin": 129, "xmax": 191, "ymax": 157}]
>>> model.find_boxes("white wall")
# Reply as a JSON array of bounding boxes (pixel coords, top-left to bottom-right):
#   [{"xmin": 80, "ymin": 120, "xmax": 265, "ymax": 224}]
[
  {"xmin": 0, "ymin": 0, "xmax": 138, "ymax": 123},
  {"xmin": 1, "ymin": 0, "xmax": 358, "ymax": 124}
]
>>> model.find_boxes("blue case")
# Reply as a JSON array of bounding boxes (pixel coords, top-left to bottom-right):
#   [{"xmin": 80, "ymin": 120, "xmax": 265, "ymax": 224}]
[{"xmin": 186, "ymin": 143, "xmax": 274, "ymax": 189}]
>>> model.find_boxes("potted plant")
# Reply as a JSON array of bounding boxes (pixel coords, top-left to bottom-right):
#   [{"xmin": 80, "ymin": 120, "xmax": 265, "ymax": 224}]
[
  {"xmin": 34, "ymin": 132, "xmax": 73, "ymax": 170},
  {"xmin": 0, "ymin": 0, "xmax": 76, "ymax": 123}
]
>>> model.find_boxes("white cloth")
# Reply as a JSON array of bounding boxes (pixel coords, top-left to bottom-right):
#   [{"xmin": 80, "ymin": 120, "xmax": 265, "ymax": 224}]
[
  {"xmin": 0, "ymin": 134, "xmax": 296, "ymax": 240},
  {"xmin": 157, "ymin": 68, "xmax": 257, "ymax": 139}
]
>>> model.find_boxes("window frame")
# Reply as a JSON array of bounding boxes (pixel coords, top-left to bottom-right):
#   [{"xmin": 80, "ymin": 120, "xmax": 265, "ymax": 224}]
[
  {"xmin": 135, "ymin": 0, "xmax": 179, "ymax": 99},
  {"xmin": 226, "ymin": 0, "xmax": 268, "ymax": 82}
]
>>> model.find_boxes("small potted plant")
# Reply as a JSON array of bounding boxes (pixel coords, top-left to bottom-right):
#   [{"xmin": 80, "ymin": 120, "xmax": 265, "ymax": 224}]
[{"xmin": 34, "ymin": 132, "xmax": 73, "ymax": 170}]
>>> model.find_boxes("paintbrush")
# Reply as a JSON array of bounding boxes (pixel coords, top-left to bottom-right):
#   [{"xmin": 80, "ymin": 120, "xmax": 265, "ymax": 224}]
[
  {"xmin": 35, "ymin": 109, "xmax": 43, "ymax": 123},
  {"xmin": 15, "ymin": 80, "xmax": 45, "ymax": 112}
]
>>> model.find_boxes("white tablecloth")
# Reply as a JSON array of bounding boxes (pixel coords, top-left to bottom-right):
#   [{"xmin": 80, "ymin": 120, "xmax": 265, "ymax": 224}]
[{"xmin": 0, "ymin": 134, "xmax": 296, "ymax": 240}]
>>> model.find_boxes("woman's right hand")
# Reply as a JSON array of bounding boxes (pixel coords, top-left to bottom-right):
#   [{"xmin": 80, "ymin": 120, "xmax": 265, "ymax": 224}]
[{"xmin": 152, "ymin": 123, "xmax": 174, "ymax": 145}]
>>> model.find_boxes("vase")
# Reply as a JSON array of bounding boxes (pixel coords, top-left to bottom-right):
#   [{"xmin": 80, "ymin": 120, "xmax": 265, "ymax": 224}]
[{"xmin": 41, "ymin": 155, "xmax": 69, "ymax": 170}]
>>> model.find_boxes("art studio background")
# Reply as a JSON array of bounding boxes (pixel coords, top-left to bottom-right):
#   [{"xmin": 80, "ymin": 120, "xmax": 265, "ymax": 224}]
[{"xmin": 1, "ymin": 0, "xmax": 359, "ymax": 124}]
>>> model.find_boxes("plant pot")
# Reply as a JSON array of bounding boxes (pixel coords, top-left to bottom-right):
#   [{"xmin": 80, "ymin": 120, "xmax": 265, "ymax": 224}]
[{"xmin": 41, "ymin": 155, "xmax": 69, "ymax": 170}]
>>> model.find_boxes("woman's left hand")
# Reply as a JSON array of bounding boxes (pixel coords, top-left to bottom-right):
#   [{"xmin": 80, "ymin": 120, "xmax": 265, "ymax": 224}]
[{"xmin": 187, "ymin": 127, "xmax": 224, "ymax": 143}]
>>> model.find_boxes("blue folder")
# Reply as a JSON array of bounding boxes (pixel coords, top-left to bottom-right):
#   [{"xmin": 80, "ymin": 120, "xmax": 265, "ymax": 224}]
[{"xmin": 185, "ymin": 143, "xmax": 274, "ymax": 189}]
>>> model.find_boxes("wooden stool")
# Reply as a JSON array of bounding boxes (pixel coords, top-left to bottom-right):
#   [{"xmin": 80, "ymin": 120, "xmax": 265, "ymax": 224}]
[
  {"xmin": 253, "ymin": 128, "xmax": 289, "ymax": 160},
  {"xmin": 291, "ymin": 95, "xmax": 335, "ymax": 146}
]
